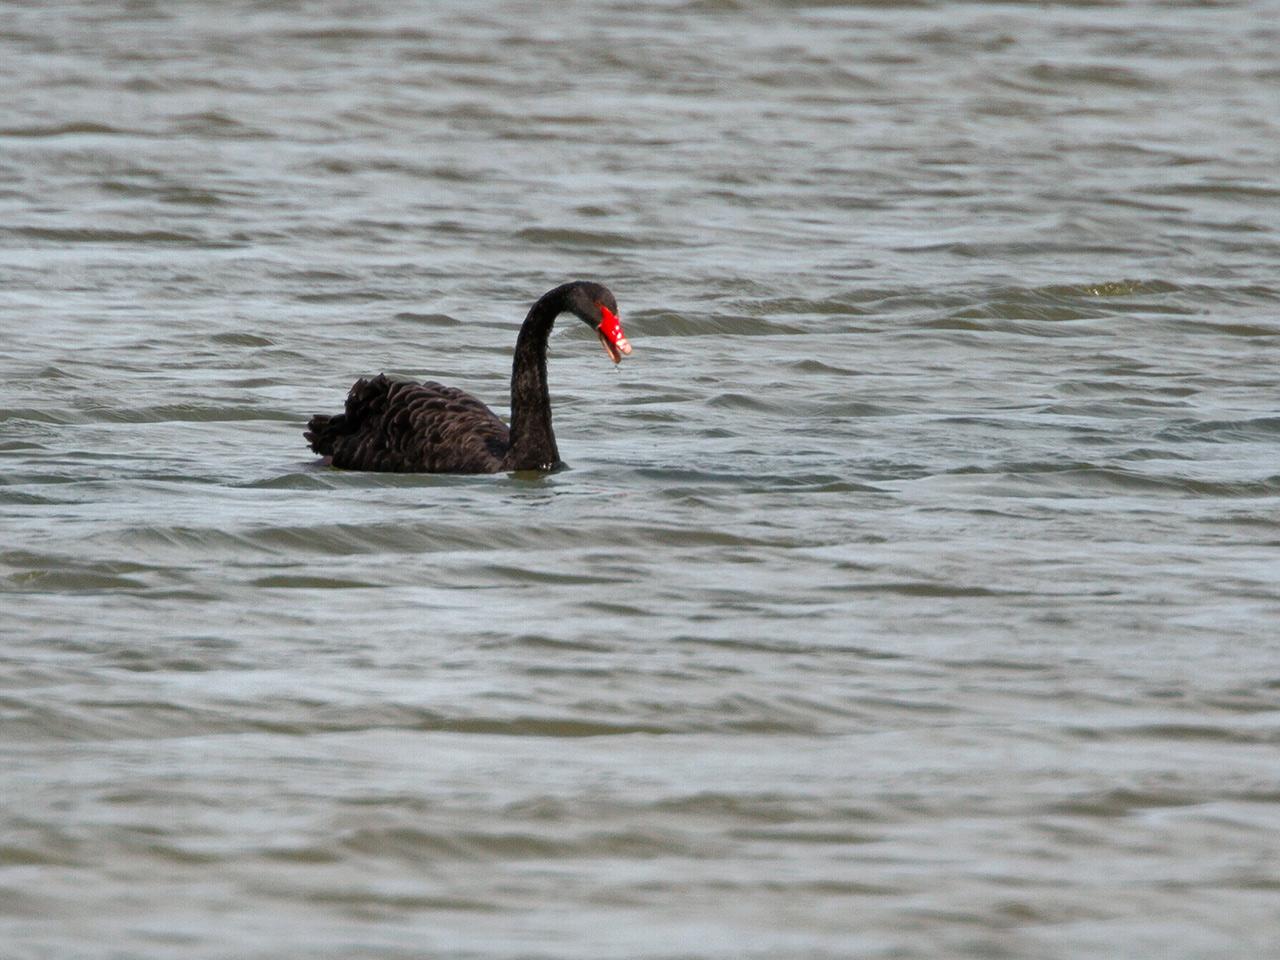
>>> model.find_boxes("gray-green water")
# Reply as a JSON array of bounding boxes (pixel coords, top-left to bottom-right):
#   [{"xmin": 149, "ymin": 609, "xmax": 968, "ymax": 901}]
[{"xmin": 3, "ymin": 2, "xmax": 1279, "ymax": 958}]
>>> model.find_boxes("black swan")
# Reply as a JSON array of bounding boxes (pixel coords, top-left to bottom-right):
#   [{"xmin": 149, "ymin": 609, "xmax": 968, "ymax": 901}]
[{"xmin": 304, "ymin": 281, "xmax": 632, "ymax": 473}]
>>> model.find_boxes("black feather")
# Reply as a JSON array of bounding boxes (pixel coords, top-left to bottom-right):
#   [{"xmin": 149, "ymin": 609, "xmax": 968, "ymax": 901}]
[{"xmin": 304, "ymin": 281, "xmax": 624, "ymax": 474}]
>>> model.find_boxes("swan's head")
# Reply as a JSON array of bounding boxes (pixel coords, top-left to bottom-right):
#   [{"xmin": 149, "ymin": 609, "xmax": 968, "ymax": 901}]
[{"xmin": 566, "ymin": 281, "xmax": 632, "ymax": 365}]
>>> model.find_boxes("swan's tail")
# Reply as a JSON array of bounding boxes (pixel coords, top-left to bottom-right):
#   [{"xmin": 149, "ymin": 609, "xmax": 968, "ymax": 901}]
[
  {"xmin": 305, "ymin": 375, "xmax": 392, "ymax": 460},
  {"xmin": 305, "ymin": 413, "xmax": 342, "ymax": 456}
]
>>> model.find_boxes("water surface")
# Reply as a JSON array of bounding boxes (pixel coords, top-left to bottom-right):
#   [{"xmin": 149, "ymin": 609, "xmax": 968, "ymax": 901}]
[{"xmin": 3, "ymin": 1, "xmax": 1279, "ymax": 958}]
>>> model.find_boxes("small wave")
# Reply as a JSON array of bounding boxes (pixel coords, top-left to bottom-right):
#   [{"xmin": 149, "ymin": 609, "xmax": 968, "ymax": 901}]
[
  {"xmin": 833, "ymin": 580, "xmax": 1010, "ymax": 598},
  {"xmin": 82, "ymin": 403, "xmax": 296, "ymax": 424},
  {"xmin": 276, "ymin": 27, "xmax": 435, "ymax": 42},
  {"xmin": 393, "ymin": 311, "xmax": 461, "ymax": 326},
  {"xmin": 99, "ymin": 180, "xmax": 228, "ymax": 206},
  {"xmin": 633, "ymin": 310, "xmax": 808, "ymax": 337},
  {"xmin": 171, "ymin": 111, "xmax": 273, "ymax": 139},
  {"xmin": 299, "ymin": 887, "xmax": 499, "ymax": 911},
  {"xmin": 271, "ymin": 268, "xmax": 361, "ymax": 283},
  {"xmin": 0, "ymin": 436, "xmax": 49, "ymax": 450},
  {"xmin": 480, "ymin": 565, "xmax": 624, "ymax": 586},
  {"xmin": 1144, "ymin": 181, "xmax": 1280, "ymax": 201},
  {"xmin": 250, "ymin": 575, "xmax": 380, "ymax": 589},
  {"xmin": 733, "ymin": 295, "xmax": 874, "ymax": 319},
  {"xmin": 1, "ymin": 695, "xmax": 682, "ymax": 744},
  {"xmin": 898, "ymin": 240, "xmax": 1136, "ymax": 258},
  {"xmin": 7, "ymin": 568, "xmax": 149, "ymax": 592},
  {"xmin": 0, "ymin": 832, "xmax": 82, "ymax": 868},
  {"xmin": 0, "ymin": 491, "xmax": 63, "ymax": 506},
  {"xmin": 914, "ymin": 278, "xmax": 1266, "ymax": 334},
  {"xmin": 955, "ymin": 462, "xmax": 1280, "ymax": 498},
  {"xmin": 7, "ymin": 226, "xmax": 236, "ymax": 247},
  {"xmin": 236, "ymin": 472, "xmax": 350, "ymax": 490},
  {"xmin": 296, "ymin": 289, "xmax": 392, "ymax": 304},
  {"xmin": 1048, "ymin": 781, "xmax": 1269, "ymax": 820},
  {"xmin": 749, "ymin": 67, "xmax": 879, "ymax": 92},
  {"xmin": 513, "ymin": 226, "xmax": 646, "ymax": 249},
  {"xmin": 1172, "ymin": 319, "xmax": 1280, "ymax": 338},
  {"xmin": 655, "ymin": 790, "xmax": 830, "ymax": 821},
  {"xmin": 1037, "ymin": 278, "xmax": 1180, "ymax": 299},
  {"xmin": 1119, "ymin": 723, "xmax": 1280, "ymax": 744},
  {"xmin": 923, "ymin": 314, "xmax": 1089, "ymax": 335},
  {"xmin": 784, "ymin": 358, "xmax": 858, "ymax": 376},
  {"xmin": 1, "ymin": 552, "xmax": 177, "ymax": 596},
  {"xmin": 707, "ymin": 391, "xmax": 779, "ymax": 412},
  {"xmin": 210, "ymin": 332, "xmax": 274, "ymax": 347},
  {"xmin": 0, "ymin": 121, "xmax": 130, "ymax": 138},
  {"xmin": 119, "ymin": 518, "xmax": 603, "ymax": 558},
  {"xmin": 1157, "ymin": 417, "xmax": 1280, "ymax": 443},
  {"xmin": 324, "ymin": 823, "xmax": 691, "ymax": 864},
  {"xmin": 1024, "ymin": 63, "xmax": 1165, "ymax": 91},
  {"xmin": 504, "ymin": 633, "xmax": 618, "ymax": 653}
]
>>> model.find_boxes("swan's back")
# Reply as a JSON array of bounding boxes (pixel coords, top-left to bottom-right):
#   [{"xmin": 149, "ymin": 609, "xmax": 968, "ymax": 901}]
[{"xmin": 306, "ymin": 374, "xmax": 510, "ymax": 473}]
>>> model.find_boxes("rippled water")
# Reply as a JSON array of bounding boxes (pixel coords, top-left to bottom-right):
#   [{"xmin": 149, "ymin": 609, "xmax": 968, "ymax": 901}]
[{"xmin": 3, "ymin": 1, "xmax": 1279, "ymax": 957}]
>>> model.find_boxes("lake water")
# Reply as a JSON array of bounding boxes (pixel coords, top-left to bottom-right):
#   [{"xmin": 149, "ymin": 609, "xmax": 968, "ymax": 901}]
[{"xmin": 2, "ymin": 1, "xmax": 1279, "ymax": 958}]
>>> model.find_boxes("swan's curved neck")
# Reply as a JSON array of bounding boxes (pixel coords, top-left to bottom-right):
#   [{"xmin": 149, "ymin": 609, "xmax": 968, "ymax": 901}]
[{"xmin": 503, "ymin": 287, "xmax": 565, "ymax": 470}]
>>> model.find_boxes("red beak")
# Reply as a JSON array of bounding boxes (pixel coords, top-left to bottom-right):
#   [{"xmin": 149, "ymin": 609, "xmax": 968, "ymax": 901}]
[{"xmin": 596, "ymin": 304, "xmax": 632, "ymax": 364}]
